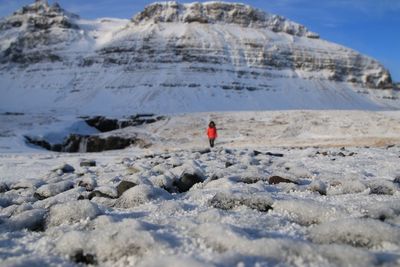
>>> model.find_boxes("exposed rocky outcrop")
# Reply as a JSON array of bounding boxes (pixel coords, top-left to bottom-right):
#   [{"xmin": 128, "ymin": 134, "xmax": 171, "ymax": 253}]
[
  {"xmin": 25, "ymin": 134, "xmax": 147, "ymax": 153},
  {"xmin": 85, "ymin": 114, "xmax": 164, "ymax": 132},
  {"xmin": 132, "ymin": 2, "xmax": 319, "ymax": 38}
]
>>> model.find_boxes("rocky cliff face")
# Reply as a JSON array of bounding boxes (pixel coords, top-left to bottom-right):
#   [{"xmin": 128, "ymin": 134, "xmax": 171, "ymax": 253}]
[
  {"xmin": 132, "ymin": 2, "xmax": 320, "ymax": 38},
  {"xmin": 0, "ymin": 1, "xmax": 397, "ymax": 114},
  {"xmin": 0, "ymin": 0, "xmax": 80, "ymax": 65}
]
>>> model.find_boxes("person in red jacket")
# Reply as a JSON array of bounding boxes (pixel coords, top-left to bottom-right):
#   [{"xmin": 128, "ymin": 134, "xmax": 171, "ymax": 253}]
[{"xmin": 207, "ymin": 121, "xmax": 218, "ymax": 148}]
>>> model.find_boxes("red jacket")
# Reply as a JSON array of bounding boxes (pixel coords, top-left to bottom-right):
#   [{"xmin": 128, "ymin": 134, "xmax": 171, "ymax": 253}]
[{"xmin": 207, "ymin": 127, "xmax": 217, "ymax": 139}]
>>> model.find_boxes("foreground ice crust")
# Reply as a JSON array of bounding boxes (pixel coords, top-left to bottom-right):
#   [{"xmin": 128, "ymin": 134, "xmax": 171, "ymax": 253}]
[{"xmin": 1, "ymin": 144, "xmax": 400, "ymax": 266}]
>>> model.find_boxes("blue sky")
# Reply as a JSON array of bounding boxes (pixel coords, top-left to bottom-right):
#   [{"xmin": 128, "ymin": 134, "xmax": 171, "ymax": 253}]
[{"xmin": 1, "ymin": 0, "xmax": 399, "ymax": 82}]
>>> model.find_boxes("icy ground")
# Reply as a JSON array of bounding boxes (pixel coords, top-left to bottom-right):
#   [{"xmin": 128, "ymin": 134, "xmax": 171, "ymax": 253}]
[{"xmin": 1, "ymin": 110, "xmax": 400, "ymax": 266}]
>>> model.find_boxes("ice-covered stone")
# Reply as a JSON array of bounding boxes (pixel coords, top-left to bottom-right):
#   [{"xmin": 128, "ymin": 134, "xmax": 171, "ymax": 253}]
[
  {"xmin": 273, "ymin": 199, "xmax": 348, "ymax": 225},
  {"xmin": 209, "ymin": 192, "xmax": 273, "ymax": 212},
  {"xmin": 56, "ymin": 218, "xmax": 170, "ymax": 264},
  {"xmin": 10, "ymin": 178, "xmax": 45, "ymax": 190},
  {"xmin": 34, "ymin": 180, "xmax": 74, "ymax": 200},
  {"xmin": 114, "ymin": 184, "xmax": 171, "ymax": 209},
  {"xmin": 309, "ymin": 218, "xmax": 400, "ymax": 248},
  {"xmin": 308, "ymin": 180, "xmax": 327, "ymax": 195},
  {"xmin": 47, "ymin": 200, "xmax": 102, "ymax": 227},
  {"xmin": 367, "ymin": 179, "xmax": 398, "ymax": 195},
  {"xmin": 5, "ymin": 208, "xmax": 47, "ymax": 231},
  {"xmin": 77, "ymin": 176, "xmax": 97, "ymax": 191}
]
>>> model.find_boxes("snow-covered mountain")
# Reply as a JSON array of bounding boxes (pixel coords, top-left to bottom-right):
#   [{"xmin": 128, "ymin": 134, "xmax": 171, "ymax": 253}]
[{"xmin": 0, "ymin": 0, "xmax": 398, "ymax": 115}]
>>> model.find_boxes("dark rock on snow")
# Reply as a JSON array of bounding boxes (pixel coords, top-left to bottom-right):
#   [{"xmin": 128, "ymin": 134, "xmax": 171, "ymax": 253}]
[
  {"xmin": 265, "ymin": 152, "xmax": 284, "ymax": 157},
  {"xmin": 225, "ymin": 162, "xmax": 234, "ymax": 168},
  {"xmin": 60, "ymin": 164, "xmax": 75, "ymax": 173},
  {"xmin": 25, "ymin": 134, "xmax": 145, "ymax": 153},
  {"xmin": 80, "ymin": 160, "xmax": 96, "ymax": 167},
  {"xmin": 6, "ymin": 209, "xmax": 47, "ymax": 232},
  {"xmin": 88, "ymin": 190, "xmax": 117, "ymax": 200},
  {"xmin": 268, "ymin": 176, "xmax": 298, "ymax": 185},
  {"xmin": 175, "ymin": 172, "xmax": 204, "ymax": 192},
  {"xmin": 116, "ymin": 180, "xmax": 137, "ymax": 197},
  {"xmin": 0, "ymin": 182, "xmax": 9, "ymax": 193},
  {"xmin": 85, "ymin": 114, "xmax": 163, "ymax": 132},
  {"xmin": 72, "ymin": 250, "xmax": 97, "ymax": 265}
]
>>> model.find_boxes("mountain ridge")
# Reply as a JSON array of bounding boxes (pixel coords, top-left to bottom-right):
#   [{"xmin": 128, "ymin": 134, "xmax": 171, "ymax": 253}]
[{"xmin": 0, "ymin": 1, "xmax": 398, "ymax": 115}]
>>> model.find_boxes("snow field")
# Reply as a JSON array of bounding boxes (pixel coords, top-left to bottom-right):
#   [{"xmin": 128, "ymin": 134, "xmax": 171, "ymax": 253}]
[{"xmin": 1, "ymin": 143, "xmax": 400, "ymax": 266}]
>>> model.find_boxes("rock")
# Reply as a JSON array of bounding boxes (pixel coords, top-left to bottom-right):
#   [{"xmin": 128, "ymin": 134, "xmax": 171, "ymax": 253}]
[
  {"xmin": 309, "ymin": 218, "xmax": 400, "ymax": 248},
  {"xmin": 88, "ymin": 186, "xmax": 118, "ymax": 200},
  {"xmin": 47, "ymin": 200, "xmax": 102, "ymax": 227},
  {"xmin": 77, "ymin": 176, "xmax": 97, "ymax": 191},
  {"xmin": 115, "ymin": 184, "xmax": 171, "ymax": 209},
  {"xmin": 240, "ymin": 176, "xmax": 263, "ymax": 184},
  {"xmin": 34, "ymin": 181, "xmax": 74, "ymax": 200},
  {"xmin": 0, "ymin": 182, "xmax": 9, "ymax": 193},
  {"xmin": 253, "ymin": 150, "xmax": 263, "ymax": 156},
  {"xmin": 85, "ymin": 114, "xmax": 163, "ymax": 132},
  {"xmin": 80, "ymin": 160, "xmax": 96, "ymax": 167},
  {"xmin": 116, "ymin": 180, "xmax": 137, "ymax": 197},
  {"xmin": 6, "ymin": 209, "xmax": 47, "ymax": 231},
  {"xmin": 193, "ymin": 148, "xmax": 211, "ymax": 154},
  {"xmin": 0, "ymin": 196, "xmax": 13, "ymax": 208},
  {"xmin": 224, "ymin": 148, "xmax": 233, "ymax": 154},
  {"xmin": 308, "ymin": 180, "xmax": 327, "ymax": 195},
  {"xmin": 265, "ymin": 152, "xmax": 284, "ymax": 157},
  {"xmin": 10, "ymin": 179, "xmax": 45, "ymax": 190},
  {"xmin": 225, "ymin": 162, "xmax": 234, "ymax": 168},
  {"xmin": 71, "ymin": 250, "xmax": 97, "ymax": 265},
  {"xmin": 63, "ymin": 134, "xmax": 144, "ymax": 152},
  {"xmin": 394, "ymin": 176, "xmax": 400, "ymax": 184},
  {"xmin": 268, "ymin": 176, "xmax": 298, "ymax": 185},
  {"xmin": 209, "ymin": 192, "xmax": 273, "ymax": 212},
  {"xmin": 133, "ymin": 2, "xmax": 318, "ymax": 38},
  {"xmin": 368, "ymin": 180, "xmax": 397, "ymax": 195},
  {"xmin": 85, "ymin": 116, "xmax": 119, "ymax": 132},
  {"xmin": 175, "ymin": 172, "xmax": 204, "ymax": 193},
  {"xmin": 26, "ymin": 134, "xmax": 147, "ymax": 153},
  {"xmin": 57, "ymin": 164, "xmax": 75, "ymax": 173}
]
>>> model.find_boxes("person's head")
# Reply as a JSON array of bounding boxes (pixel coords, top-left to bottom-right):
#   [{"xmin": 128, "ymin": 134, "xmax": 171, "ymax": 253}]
[{"xmin": 209, "ymin": 121, "xmax": 215, "ymax": 128}]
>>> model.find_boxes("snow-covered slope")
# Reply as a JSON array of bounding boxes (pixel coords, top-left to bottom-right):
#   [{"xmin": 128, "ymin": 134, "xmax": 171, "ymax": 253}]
[{"xmin": 0, "ymin": 0, "xmax": 398, "ymax": 115}]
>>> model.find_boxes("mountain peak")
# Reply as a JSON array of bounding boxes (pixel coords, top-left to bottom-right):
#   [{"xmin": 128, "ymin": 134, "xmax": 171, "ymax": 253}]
[
  {"xmin": 12, "ymin": 0, "xmax": 79, "ymax": 20},
  {"xmin": 132, "ymin": 1, "xmax": 319, "ymax": 38},
  {"xmin": 0, "ymin": 0, "xmax": 79, "ymax": 33}
]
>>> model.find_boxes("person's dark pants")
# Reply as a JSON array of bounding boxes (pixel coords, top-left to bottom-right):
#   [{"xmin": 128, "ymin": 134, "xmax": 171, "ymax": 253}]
[{"xmin": 209, "ymin": 138, "xmax": 215, "ymax": 148}]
